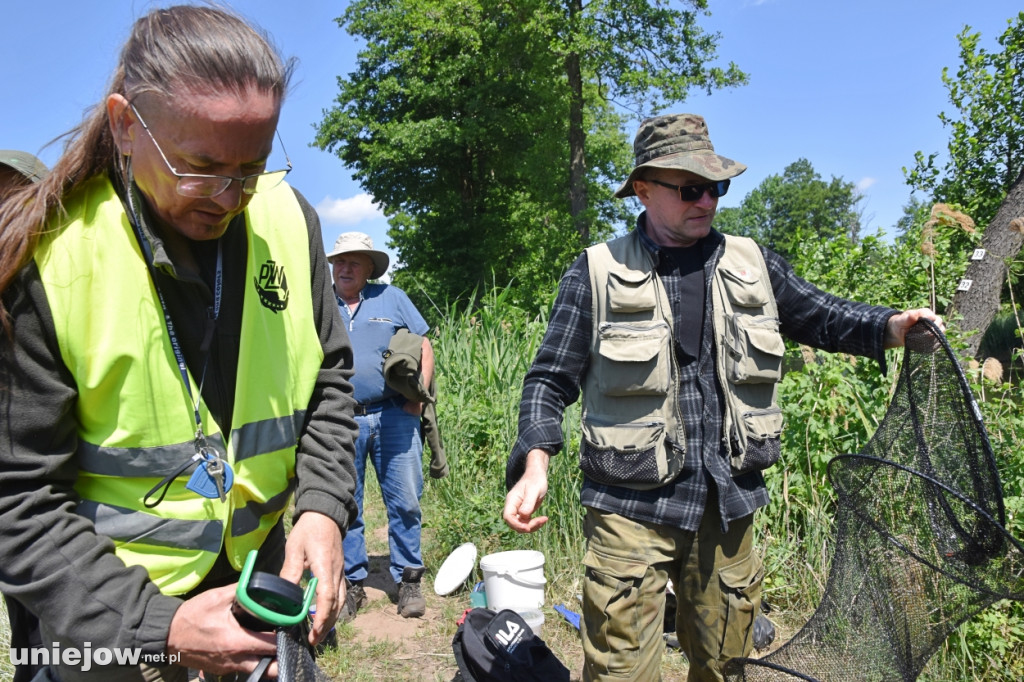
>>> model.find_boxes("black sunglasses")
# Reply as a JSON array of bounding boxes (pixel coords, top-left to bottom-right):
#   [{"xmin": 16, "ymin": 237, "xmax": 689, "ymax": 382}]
[{"xmin": 647, "ymin": 178, "xmax": 730, "ymax": 202}]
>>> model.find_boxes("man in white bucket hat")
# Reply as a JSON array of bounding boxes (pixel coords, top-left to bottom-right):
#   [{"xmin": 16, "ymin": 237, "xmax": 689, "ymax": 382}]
[
  {"xmin": 503, "ymin": 113, "xmax": 943, "ymax": 682},
  {"xmin": 327, "ymin": 232, "xmax": 435, "ymax": 621}
]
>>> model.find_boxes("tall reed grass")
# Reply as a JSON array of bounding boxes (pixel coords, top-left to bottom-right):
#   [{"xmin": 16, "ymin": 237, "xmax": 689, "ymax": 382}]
[{"xmin": 421, "ymin": 284, "xmax": 587, "ymax": 604}]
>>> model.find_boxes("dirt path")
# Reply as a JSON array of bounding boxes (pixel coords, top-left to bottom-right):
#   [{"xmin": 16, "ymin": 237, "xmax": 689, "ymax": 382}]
[
  {"xmin": 337, "ymin": 565, "xmax": 461, "ymax": 681},
  {"xmin": 318, "ymin": 496, "xmax": 477, "ymax": 681}
]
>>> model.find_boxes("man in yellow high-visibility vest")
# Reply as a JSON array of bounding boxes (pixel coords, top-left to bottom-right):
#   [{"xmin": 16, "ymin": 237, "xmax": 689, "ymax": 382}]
[{"xmin": 0, "ymin": 7, "xmax": 359, "ymax": 682}]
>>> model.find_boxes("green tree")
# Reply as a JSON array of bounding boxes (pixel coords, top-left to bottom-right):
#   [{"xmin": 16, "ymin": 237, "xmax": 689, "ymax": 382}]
[
  {"xmin": 893, "ymin": 196, "xmax": 932, "ymax": 243},
  {"xmin": 559, "ymin": 0, "xmax": 746, "ymax": 238},
  {"xmin": 906, "ymin": 12, "xmax": 1024, "ymax": 226},
  {"xmin": 315, "ymin": 0, "xmax": 745, "ymax": 308},
  {"xmin": 314, "ymin": 1, "xmax": 580, "ymax": 309},
  {"xmin": 905, "ymin": 12, "xmax": 1024, "ymax": 356},
  {"xmin": 712, "ymin": 158, "xmax": 862, "ymax": 263}
]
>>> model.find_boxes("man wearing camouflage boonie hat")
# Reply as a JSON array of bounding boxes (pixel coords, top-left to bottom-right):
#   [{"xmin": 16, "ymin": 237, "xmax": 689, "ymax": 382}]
[
  {"xmin": 613, "ymin": 113, "xmax": 745, "ymax": 198},
  {"xmin": 503, "ymin": 113, "xmax": 942, "ymax": 681}
]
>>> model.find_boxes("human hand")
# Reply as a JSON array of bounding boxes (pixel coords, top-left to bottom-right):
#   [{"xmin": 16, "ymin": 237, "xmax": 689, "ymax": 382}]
[
  {"xmin": 502, "ymin": 450, "xmax": 551, "ymax": 533},
  {"xmin": 166, "ymin": 584, "xmax": 278, "ymax": 677},
  {"xmin": 280, "ymin": 511, "xmax": 344, "ymax": 646},
  {"xmin": 884, "ymin": 308, "xmax": 945, "ymax": 349},
  {"xmin": 401, "ymin": 400, "xmax": 424, "ymax": 416}
]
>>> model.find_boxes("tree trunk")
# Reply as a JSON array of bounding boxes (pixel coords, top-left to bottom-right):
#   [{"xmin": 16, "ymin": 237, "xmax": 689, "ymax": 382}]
[
  {"xmin": 566, "ymin": 0, "xmax": 588, "ymax": 242},
  {"xmin": 947, "ymin": 166, "xmax": 1024, "ymax": 356}
]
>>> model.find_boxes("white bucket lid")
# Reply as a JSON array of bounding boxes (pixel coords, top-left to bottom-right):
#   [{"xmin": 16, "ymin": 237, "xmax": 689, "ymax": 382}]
[{"xmin": 433, "ymin": 542, "xmax": 477, "ymax": 596}]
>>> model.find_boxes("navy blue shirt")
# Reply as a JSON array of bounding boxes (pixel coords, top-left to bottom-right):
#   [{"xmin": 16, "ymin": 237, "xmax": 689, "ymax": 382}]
[
  {"xmin": 508, "ymin": 215, "xmax": 896, "ymax": 531},
  {"xmin": 339, "ymin": 282, "xmax": 429, "ymax": 404}
]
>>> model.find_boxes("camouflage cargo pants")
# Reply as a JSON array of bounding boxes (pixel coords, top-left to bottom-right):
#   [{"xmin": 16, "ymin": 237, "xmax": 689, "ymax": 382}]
[{"xmin": 581, "ymin": 503, "xmax": 761, "ymax": 682}]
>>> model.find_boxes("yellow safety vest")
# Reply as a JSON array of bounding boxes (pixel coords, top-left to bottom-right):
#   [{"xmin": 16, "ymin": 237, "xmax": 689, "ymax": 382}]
[{"xmin": 34, "ymin": 175, "xmax": 323, "ymax": 595}]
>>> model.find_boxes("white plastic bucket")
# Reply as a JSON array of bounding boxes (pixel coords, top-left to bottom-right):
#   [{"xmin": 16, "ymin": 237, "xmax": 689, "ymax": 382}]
[{"xmin": 480, "ymin": 549, "xmax": 546, "ymax": 611}]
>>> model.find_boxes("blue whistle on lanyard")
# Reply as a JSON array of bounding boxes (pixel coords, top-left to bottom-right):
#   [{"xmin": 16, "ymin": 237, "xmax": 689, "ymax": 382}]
[{"xmin": 185, "ymin": 450, "xmax": 234, "ymax": 499}]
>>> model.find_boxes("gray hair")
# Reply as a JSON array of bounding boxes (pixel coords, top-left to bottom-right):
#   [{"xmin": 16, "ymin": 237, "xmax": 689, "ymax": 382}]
[{"xmin": 120, "ymin": 4, "xmax": 294, "ymax": 103}]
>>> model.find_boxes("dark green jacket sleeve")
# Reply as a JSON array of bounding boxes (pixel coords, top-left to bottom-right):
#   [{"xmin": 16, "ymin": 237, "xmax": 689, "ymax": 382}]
[
  {"xmin": 0, "ymin": 262, "xmax": 181, "ymax": 657},
  {"xmin": 383, "ymin": 329, "xmax": 448, "ymax": 478},
  {"xmin": 290, "ymin": 190, "xmax": 359, "ymax": 529}
]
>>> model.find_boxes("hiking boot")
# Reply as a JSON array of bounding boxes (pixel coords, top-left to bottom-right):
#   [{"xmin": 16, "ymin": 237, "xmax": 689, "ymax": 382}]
[
  {"xmin": 339, "ymin": 580, "xmax": 367, "ymax": 623},
  {"xmin": 397, "ymin": 566, "xmax": 427, "ymax": 618}
]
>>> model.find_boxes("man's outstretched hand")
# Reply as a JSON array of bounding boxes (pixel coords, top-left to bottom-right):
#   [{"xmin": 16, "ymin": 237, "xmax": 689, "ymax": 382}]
[{"xmin": 503, "ymin": 449, "xmax": 551, "ymax": 533}]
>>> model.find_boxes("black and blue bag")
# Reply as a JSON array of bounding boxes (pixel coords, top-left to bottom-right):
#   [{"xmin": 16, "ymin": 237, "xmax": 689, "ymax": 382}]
[{"xmin": 451, "ymin": 608, "xmax": 570, "ymax": 682}]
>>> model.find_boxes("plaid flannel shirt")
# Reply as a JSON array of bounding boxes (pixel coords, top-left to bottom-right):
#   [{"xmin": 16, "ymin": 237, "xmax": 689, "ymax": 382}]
[{"xmin": 508, "ymin": 215, "xmax": 897, "ymax": 532}]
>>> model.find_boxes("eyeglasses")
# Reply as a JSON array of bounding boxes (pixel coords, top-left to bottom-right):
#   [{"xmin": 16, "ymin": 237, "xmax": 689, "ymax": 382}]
[
  {"xmin": 647, "ymin": 178, "xmax": 730, "ymax": 202},
  {"xmin": 129, "ymin": 103, "xmax": 292, "ymax": 198}
]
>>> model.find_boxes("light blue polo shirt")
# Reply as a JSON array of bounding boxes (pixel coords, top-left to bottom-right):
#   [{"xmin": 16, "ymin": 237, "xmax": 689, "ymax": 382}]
[{"xmin": 339, "ymin": 282, "xmax": 429, "ymax": 404}]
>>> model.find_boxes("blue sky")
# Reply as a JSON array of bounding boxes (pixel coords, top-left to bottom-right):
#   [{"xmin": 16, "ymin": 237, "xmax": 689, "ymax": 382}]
[{"xmin": 2, "ymin": 1, "xmax": 1019, "ymax": 267}]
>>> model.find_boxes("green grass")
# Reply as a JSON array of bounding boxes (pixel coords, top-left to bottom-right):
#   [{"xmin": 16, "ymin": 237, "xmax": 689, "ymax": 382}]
[{"xmin": 1, "ymin": 597, "xmax": 12, "ymax": 681}]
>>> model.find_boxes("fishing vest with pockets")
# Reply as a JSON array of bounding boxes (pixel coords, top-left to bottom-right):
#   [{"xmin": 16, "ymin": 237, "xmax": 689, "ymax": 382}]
[
  {"xmin": 584, "ymin": 231, "xmax": 685, "ymax": 490},
  {"xmin": 34, "ymin": 174, "xmax": 323, "ymax": 595},
  {"xmin": 710, "ymin": 235, "xmax": 785, "ymax": 473},
  {"xmin": 584, "ymin": 231, "xmax": 784, "ymax": 489}
]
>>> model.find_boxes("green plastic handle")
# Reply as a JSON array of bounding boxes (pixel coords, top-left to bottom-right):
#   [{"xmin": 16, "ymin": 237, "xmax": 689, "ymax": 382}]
[{"xmin": 235, "ymin": 549, "xmax": 318, "ymax": 628}]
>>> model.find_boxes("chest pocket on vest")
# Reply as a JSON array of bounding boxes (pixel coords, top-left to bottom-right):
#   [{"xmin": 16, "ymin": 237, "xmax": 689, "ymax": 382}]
[
  {"xmin": 596, "ymin": 321, "xmax": 671, "ymax": 396},
  {"xmin": 720, "ymin": 267, "xmax": 784, "ymax": 384},
  {"xmin": 607, "ymin": 268, "xmax": 657, "ymax": 313},
  {"xmin": 720, "ymin": 267, "xmax": 769, "ymax": 307}
]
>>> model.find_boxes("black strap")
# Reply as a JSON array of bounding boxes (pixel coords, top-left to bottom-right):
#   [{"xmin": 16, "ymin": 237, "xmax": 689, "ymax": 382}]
[
  {"xmin": 126, "ymin": 185, "xmax": 223, "ymax": 438},
  {"xmin": 244, "ymin": 656, "xmax": 273, "ymax": 682},
  {"xmin": 142, "ymin": 452, "xmax": 202, "ymax": 508},
  {"xmin": 124, "ymin": 181, "xmax": 227, "ymax": 505}
]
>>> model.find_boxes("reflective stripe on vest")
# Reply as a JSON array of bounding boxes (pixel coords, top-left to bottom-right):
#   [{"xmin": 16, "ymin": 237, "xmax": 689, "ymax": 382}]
[
  {"xmin": 76, "ymin": 500, "xmax": 224, "ymax": 553},
  {"xmin": 35, "ymin": 175, "xmax": 323, "ymax": 595},
  {"xmin": 76, "ymin": 410, "xmax": 306, "ymax": 475}
]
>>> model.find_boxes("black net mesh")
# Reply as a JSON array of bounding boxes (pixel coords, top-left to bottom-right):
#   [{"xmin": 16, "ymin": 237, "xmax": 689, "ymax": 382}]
[{"xmin": 725, "ymin": 320, "xmax": 1024, "ymax": 682}]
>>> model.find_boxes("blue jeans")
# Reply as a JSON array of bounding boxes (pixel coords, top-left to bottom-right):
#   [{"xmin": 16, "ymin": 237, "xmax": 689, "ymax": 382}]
[{"xmin": 344, "ymin": 401, "xmax": 425, "ymax": 584}]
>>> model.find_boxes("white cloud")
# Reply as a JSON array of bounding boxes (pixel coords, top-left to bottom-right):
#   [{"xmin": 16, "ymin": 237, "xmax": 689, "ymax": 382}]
[
  {"xmin": 856, "ymin": 177, "xmax": 877, "ymax": 192},
  {"xmin": 315, "ymin": 193, "xmax": 384, "ymax": 226}
]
